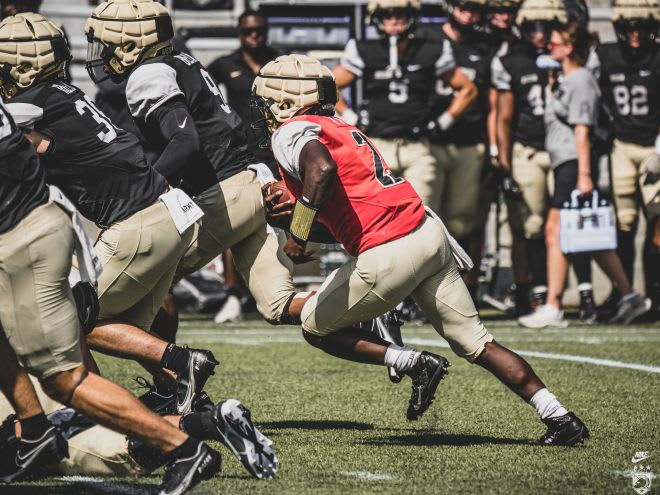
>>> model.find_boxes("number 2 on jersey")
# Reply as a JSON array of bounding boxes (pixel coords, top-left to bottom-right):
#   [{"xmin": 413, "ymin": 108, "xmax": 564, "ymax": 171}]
[
  {"xmin": 75, "ymin": 96, "xmax": 117, "ymax": 143},
  {"xmin": 351, "ymin": 130, "xmax": 404, "ymax": 188}
]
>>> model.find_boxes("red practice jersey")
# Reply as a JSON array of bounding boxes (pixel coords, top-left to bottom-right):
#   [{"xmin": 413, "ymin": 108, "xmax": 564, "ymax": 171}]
[{"xmin": 272, "ymin": 114, "xmax": 425, "ymax": 256}]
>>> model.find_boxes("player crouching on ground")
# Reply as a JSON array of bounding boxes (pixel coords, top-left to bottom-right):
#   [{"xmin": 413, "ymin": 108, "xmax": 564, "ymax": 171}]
[{"xmin": 253, "ymin": 54, "xmax": 589, "ymax": 444}]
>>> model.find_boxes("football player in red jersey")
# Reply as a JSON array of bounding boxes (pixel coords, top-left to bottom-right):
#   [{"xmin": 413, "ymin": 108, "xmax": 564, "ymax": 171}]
[{"xmin": 253, "ymin": 54, "xmax": 588, "ymax": 444}]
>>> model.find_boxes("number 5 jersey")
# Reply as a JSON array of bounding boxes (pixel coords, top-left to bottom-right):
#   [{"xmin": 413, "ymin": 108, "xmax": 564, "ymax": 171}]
[
  {"xmin": 12, "ymin": 79, "xmax": 166, "ymax": 228},
  {"xmin": 272, "ymin": 115, "xmax": 425, "ymax": 257}
]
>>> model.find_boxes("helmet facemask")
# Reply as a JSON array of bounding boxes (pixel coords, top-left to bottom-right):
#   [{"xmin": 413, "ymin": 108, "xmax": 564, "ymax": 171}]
[
  {"xmin": 614, "ymin": 18, "xmax": 658, "ymax": 51},
  {"xmin": 84, "ymin": 2, "xmax": 175, "ymax": 84},
  {"xmin": 447, "ymin": 0, "xmax": 486, "ymax": 37}
]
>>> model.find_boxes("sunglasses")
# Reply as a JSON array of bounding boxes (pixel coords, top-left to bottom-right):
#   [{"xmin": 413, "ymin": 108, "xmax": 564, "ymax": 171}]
[{"xmin": 240, "ymin": 27, "xmax": 267, "ymax": 37}]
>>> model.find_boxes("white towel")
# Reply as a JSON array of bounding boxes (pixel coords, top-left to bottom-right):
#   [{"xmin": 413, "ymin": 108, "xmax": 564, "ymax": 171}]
[
  {"xmin": 48, "ymin": 186, "xmax": 103, "ymax": 286},
  {"xmin": 159, "ymin": 188, "xmax": 204, "ymax": 234},
  {"xmin": 247, "ymin": 163, "xmax": 278, "ymax": 235},
  {"xmin": 424, "ymin": 207, "xmax": 474, "ymax": 272}
]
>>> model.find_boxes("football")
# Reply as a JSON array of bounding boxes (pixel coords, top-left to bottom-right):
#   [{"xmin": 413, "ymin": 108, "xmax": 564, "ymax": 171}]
[{"xmin": 268, "ymin": 180, "xmax": 291, "ymax": 204}]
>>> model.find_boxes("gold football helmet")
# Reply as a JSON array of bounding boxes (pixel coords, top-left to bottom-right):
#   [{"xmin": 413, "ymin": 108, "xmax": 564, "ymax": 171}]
[
  {"xmin": 0, "ymin": 13, "xmax": 70, "ymax": 100},
  {"xmin": 252, "ymin": 54, "xmax": 337, "ymax": 135},
  {"xmin": 84, "ymin": 0, "xmax": 174, "ymax": 83}
]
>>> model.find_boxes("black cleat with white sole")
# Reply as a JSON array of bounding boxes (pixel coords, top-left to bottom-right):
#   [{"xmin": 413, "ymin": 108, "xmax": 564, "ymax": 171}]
[
  {"xmin": 406, "ymin": 351, "xmax": 450, "ymax": 421},
  {"xmin": 176, "ymin": 349, "xmax": 219, "ymax": 415},
  {"xmin": 539, "ymin": 412, "xmax": 590, "ymax": 446},
  {"xmin": 203, "ymin": 399, "xmax": 277, "ymax": 479},
  {"xmin": 0, "ymin": 426, "xmax": 68, "ymax": 483},
  {"xmin": 158, "ymin": 441, "xmax": 221, "ymax": 495}
]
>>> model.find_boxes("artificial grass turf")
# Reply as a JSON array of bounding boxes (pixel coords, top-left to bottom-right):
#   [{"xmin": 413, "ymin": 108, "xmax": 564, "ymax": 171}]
[{"xmin": 6, "ymin": 318, "xmax": 659, "ymax": 495}]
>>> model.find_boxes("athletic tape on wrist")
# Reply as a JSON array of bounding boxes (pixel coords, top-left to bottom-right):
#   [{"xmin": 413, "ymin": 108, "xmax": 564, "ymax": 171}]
[{"xmin": 290, "ymin": 198, "xmax": 319, "ymax": 241}]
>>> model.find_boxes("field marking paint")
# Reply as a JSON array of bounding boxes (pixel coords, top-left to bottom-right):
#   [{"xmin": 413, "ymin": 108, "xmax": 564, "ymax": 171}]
[
  {"xmin": 178, "ymin": 328, "xmax": 660, "ymax": 374},
  {"xmin": 341, "ymin": 471, "xmax": 394, "ymax": 481},
  {"xmin": 404, "ymin": 338, "xmax": 660, "ymax": 374},
  {"xmin": 613, "ymin": 469, "xmax": 657, "ymax": 480}
]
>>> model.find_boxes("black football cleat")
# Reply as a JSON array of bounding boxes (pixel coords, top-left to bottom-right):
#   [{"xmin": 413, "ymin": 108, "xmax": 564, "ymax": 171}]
[
  {"xmin": 176, "ymin": 349, "xmax": 219, "ymax": 415},
  {"xmin": 0, "ymin": 425, "xmax": 68, "ymax": 483},
  {"xmin": 192, "ymin": 391, "xmax": 214, "ymax": 412},
  {"xmin": 406, "ymin": 351, "xmax": 450, "ymax": 421},
  {"xmin": 373, "ymin": 309, "xmax": 405, "ymax": 383},
  {"xmin": 539, "ymin": 412, "xmax": 590, "ymax": 446},
  {"xmin": 136, "ymin": 377, "xmax": 176, "ymax": 414},
  {"xmin": 579, "ymin": 290, "xmax": 597, "ymax": 324},
  {"xmin": 158, "ymin": 441, "xmax": 221, "ymax": 495},
  {"xmin": 201, "ymin": 399, "xmax": 277, "ymax": 479}
]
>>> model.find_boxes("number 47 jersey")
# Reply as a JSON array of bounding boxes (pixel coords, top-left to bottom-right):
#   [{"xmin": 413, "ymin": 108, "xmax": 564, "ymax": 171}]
[{"xmin": 272, "ymin": 115, "xmax": 426, "ymax": 257}]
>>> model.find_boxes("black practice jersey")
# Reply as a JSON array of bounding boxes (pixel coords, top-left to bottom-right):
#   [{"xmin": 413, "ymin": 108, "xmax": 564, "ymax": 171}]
[
  {"xmin": 0, "ymin": 101, "xmax": 48, "ymax": 234},
  {"xmin": 126, "ymin": 52, "xmax": 254, "ymax": 190},
  {"xmin": 430, "ymin": 29, "xmax": 495, "ymax": 146},
  {"xmin": 491, "ymin": 40, "xmax": 548, "ymax": 150},
  {"xmin": 340, "ymin": 35, "xmax": 456, "ymax": 139},
  {"xmin": 596, "ymin": 42, "xmax": 660, "ymax": 147},
  {"xmin": 13, "ymin": 80, "xmax": 166, "ymax": 228}
]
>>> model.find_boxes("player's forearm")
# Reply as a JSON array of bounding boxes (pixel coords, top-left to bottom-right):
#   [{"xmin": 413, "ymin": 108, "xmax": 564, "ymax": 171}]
[
  {"xmin": 496, "ymin": 92, "xmax": 515, "ymax": 171},
  {"xmin": 299, "ymin": 140, "xmax": 337, "ymax": 207},
  {"xmin": 444, "ymin": 69, "xmax": 477, "ymax": 119},
  {"xmin": 574, "ymin": 125, "xmax": 591, "ymax": 177},
  {"xmin": 150, "ymin": 102, "xmax": 201, "ymax": 181}
]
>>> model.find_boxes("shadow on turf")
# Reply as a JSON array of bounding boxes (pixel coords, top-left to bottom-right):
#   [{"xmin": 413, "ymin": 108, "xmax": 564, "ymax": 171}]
[
  {"xmin": 262, "ymin": 420, "xmax": 374, "ymax": 431},
  {"xmin": 364, "ymin": 432, "xmax": 531, "ymax": 447},
  {"xmin": 2, "ymin": 481, "xmax": 158, "ymax": 495}
]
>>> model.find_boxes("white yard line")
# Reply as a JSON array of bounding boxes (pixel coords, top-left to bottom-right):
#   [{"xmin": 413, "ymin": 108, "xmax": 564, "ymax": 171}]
[{"xmin": 340, "ymin": 471, "xmax": 394, "ymax": 481}]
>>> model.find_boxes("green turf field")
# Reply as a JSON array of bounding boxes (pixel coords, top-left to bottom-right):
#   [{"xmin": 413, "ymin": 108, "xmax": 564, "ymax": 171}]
[{"xmin": 7, "ymin": 316, "xmax": 660, "ymax": 495}]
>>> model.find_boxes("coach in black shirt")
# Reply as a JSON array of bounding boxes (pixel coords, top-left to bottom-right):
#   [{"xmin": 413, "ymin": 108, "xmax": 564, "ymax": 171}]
[{"xmin": 208, "ymin": 10, "xmax": 280, "ymax": 124}]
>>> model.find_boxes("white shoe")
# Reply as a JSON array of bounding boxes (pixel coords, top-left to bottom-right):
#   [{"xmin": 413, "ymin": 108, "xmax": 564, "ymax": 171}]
[
  {"xmin": 518, "ymin": 304, "xmax": 568, "ymax": 329},
  {"xmin": 214, "ymin": 295, "xmax": 243, "ymax": 323}
]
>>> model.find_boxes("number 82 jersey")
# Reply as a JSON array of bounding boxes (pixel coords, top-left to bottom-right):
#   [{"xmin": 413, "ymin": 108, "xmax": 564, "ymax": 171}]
[
  {"xmin": 272, "ymin": 115, "xmax": 426, "ymax": 257},
  {"xmin": 596, "ymin": 42, "xmax": 660, "ymax": 147}
]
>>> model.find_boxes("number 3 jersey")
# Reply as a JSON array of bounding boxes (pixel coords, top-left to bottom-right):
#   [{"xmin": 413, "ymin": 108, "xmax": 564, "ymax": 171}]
[
  {"xmin": 595, "ymin": 42, "xmax": 660, "ymax": 147},
  {"xmin": 12, "ymin": 79, "xmax": 166, "ymax": 228},
  {"xmin": 340, "ymin": 36, "xmax": 455, "ymax": 139},
  {"xmin": 272, "ymin": 115, "xmax": 425, "ymax": 256},
  {"xmin": 126, "ymin": 52, "xmax": 255, "ymax": 192},
  {"xmin": 491, "ymin": 40, "xmax": 548, "ymax": 151}
]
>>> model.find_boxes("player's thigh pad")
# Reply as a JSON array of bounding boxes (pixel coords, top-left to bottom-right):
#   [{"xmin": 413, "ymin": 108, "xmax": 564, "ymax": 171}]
[
  {"xmin": 510, "ymin": 142, "xmax": 552, "ymax": 239},
  {"xmin": 174, "ymin": 170, "xmax": 265, "ymax": 281},
  {"xmin": 301, "ymin": 220, "xmax": 444, "ymax": 335},
  {"xmin": 0, "ymin": 203, "xmax": 82, "ymax": 378},
  {"xmin": 611, "ymin": 139, "xmax": 644, "ymax": 231},
  {"xmin": 232, "ymin": 228, "xmax": 295, "ymax": 324},
  {"xmin": 431, "ymin": 143, "xmax": 485, "ymax": 238},
  {"xmin": 95, "ymin": 201, "xmax": 193, "ymax": 330}
]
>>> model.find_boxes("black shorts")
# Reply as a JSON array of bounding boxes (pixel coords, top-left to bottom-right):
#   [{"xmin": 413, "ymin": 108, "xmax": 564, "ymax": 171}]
[{"xmin": 551, "ymin": 160, "xmax": 599, "ymax": 209}]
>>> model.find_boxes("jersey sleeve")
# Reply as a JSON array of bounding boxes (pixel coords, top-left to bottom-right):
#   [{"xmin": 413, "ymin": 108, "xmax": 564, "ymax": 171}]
[
  {"xmin": 435, "ymin": 39, "xmax": 456, "ymax": 77},
  {"xmin": 271, "ymin": 120, "xmax": 322, "ymax": 181},
  {"xmin": 490, "ymin": 56, "xmax": 512, "ymax": 91},
  {"xmin": 340, "ymin": 39, "xmax": 365, "ymax": 77},
  {"xmin": 126, "ymin": 63, "xmax": 184, "ymax": 121}
]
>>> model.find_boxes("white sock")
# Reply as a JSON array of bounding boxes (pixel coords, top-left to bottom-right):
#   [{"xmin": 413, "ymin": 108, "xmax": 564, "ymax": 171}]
[
  {"xmin": 384, "ymin": 345, "xmax": 420, "ymax": 372},
  {"xmin": 529, "ymin": 388, "xmax": 569, "ymax": 420},
  {"xmin": 578, "ymin": 283, "xmax": 593, "ymax": 292}
]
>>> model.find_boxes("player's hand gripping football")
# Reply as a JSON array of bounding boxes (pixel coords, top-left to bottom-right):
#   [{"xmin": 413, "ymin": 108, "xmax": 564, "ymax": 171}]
[{"xmin": 261, "ymin": 182, "xmax": 294, "ymax": 230}]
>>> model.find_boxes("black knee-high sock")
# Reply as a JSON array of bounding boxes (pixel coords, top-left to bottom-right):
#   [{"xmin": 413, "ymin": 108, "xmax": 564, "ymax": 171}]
[
  {"xmin": 617, "ymin": 229, "xmax": 636, "ymax": 284},
  {"xmin": 527, "ymin": 237, "xmax": 547, "ymax": 287},
  {"xmin": 569, "ymin": 252, "xmax": 592, "ymax": 286}
]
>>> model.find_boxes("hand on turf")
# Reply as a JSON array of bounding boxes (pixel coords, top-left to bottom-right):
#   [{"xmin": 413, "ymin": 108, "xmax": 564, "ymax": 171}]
[
  {"xmin": 284, "ymin": 236, "xmax": 317, "ymax": 264},
  {"xmin": 261, "ymin": 182, "xmax": 294, "ymax": 230}
]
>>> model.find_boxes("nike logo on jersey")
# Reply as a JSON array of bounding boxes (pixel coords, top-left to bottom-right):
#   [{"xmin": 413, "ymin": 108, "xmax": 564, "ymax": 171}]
[
  {"xmin": 230, "ymin": 70, "xmax": 242, "ymax": 78},
  {"xmin": 468, "ymin": 54, "xmax": 480, "ymax": 61},
  {"xmin": 521, "ymin": 73, "xmax": 538, "ymax": 85},
  {"xmin": 609, "ymin": 73, "xmax": 625, "ymax": 82},
  {"xmin": 178, "ymin": 117, "xmax": 188, "ymax": 129},
  {"xmin": 406, "ymin": 64, "xmax": 422, "ymax": 72},
  {"xmin": 639, "ymin": 70, "xmax": 650, "ymax": 77}
]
